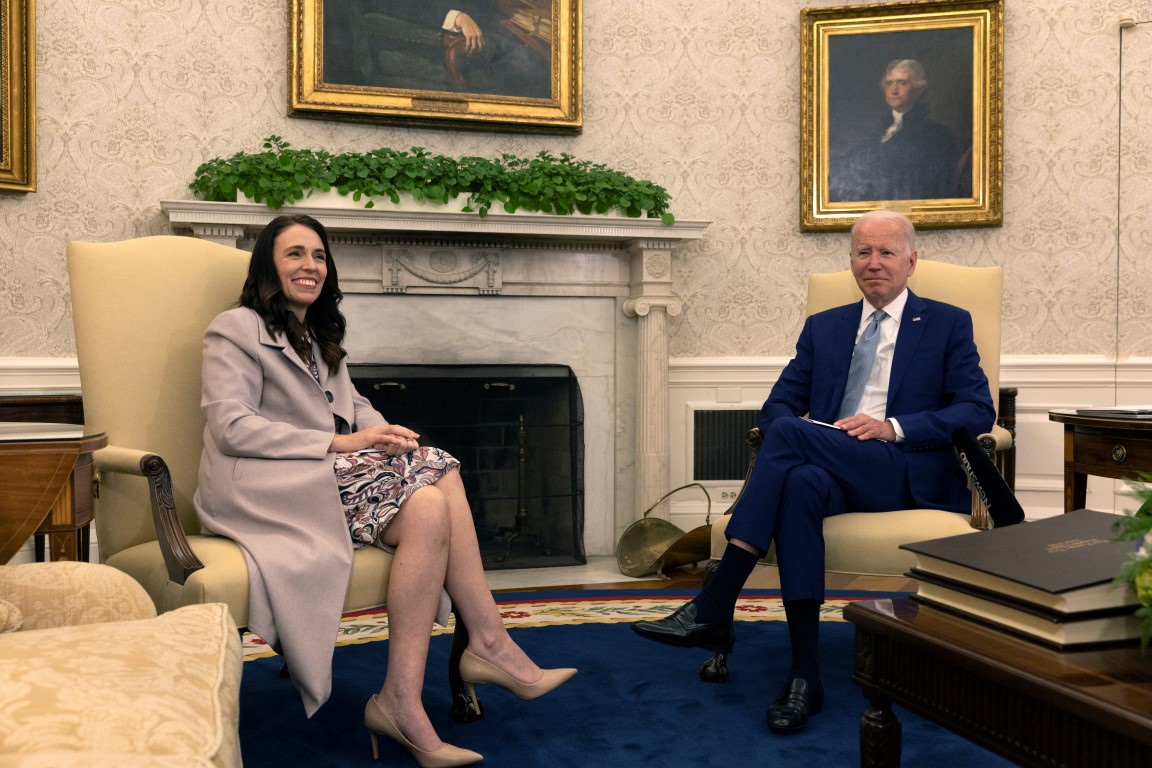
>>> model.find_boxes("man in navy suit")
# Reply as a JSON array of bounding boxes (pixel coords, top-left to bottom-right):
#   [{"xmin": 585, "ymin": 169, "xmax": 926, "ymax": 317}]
[{"xmin": 633, "ymin": 210, "xmax": 995, "ymax": 733}]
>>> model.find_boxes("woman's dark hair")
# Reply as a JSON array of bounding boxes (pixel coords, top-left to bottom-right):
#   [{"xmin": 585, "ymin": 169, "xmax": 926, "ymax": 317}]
[{"xmin": 239, "ymin": 214, "xmax": 347, "ymax": 373}]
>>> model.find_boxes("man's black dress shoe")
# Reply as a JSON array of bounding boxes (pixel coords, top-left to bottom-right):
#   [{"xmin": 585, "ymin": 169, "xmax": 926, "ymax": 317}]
[
  {"xmin": 766, "ymin": 676, "xmax": 824, "ymax": 733},
  {"xmin": 630, "ymin": 602, "xmax": 735, "ymax": 653}
]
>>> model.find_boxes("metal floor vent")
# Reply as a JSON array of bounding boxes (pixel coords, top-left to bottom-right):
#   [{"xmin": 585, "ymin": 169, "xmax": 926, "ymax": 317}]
[{"xmin": 692, "ymin": 409, "xmax": 758, "ymax": 481}]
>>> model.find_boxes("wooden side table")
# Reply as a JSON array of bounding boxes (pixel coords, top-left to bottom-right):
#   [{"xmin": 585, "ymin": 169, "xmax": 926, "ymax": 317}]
[
  {"xmin": 0, "ymin": 423, "xmax": 107, "ymax": 564},
  {"xmin": 1048, "ymin": 410, "xmax": 1152, "ymax": 514}
]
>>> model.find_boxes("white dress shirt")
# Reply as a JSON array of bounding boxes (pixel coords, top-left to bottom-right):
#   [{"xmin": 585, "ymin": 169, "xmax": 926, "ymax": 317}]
[{"xmin": 852, "ymin": 289, "xmax": 908, "ymax": 440}]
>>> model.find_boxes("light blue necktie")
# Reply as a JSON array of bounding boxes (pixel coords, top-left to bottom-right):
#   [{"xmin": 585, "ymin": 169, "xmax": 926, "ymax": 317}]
[{"xmin": 837, "ymin": 309, "xmax": 887, "ymax": 420}]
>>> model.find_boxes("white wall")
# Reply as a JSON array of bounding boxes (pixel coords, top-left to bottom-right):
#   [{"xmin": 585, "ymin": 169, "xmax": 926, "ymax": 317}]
[{"xmin": 3, "ymin": 1, "xmax": 1152, "ymax": 363}]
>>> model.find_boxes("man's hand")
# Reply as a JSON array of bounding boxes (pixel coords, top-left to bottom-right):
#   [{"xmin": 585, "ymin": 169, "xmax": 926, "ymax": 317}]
[
  {"xmin": 456, "ymin": 12, "xmax": 486, "ymax": 53},
  {"xmin": 833, "ymin": 414, "xmax": 896, "ymax": 442}
]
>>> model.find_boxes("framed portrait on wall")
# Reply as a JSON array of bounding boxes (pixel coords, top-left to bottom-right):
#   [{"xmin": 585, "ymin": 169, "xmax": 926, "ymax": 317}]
[
  {"xmin": 289, "ymin": 0, "xmax": 582, "ymax": 133},
  {"xmin": 800, "ymin": 0, "xmax": 1003, "ymax": 231},
  {"xmin": 0, "ymin": 0, "xmax": 35, "ymax": 192}
]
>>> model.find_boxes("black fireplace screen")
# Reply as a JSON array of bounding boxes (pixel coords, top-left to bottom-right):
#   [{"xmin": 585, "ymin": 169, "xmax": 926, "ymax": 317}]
[{"xmin": 349, "ymin": 363, "xmax": 585, "ymax": 570}]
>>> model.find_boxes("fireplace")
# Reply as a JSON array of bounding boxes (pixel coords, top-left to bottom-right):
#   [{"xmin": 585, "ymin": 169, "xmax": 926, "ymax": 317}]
[{"xmin": 351, "ymin": 363, "xmax": 584, "ymax": 569}]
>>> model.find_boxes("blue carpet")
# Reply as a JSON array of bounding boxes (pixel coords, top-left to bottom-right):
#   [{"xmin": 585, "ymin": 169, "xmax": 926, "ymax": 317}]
[{"xmin": 238, "ymin": 597, "xmax": 1014, "ymax": 767}]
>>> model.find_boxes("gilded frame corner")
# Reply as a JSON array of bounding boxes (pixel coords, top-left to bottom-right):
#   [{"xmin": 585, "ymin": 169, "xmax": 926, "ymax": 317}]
[
  {"xmin": 289, "ymin": 0, "xmax": 582, "ymax": 134},
  {"xmin": 0, "ymin": 0, "xmax": 35, "ymax": 192},
  {"xmin": 800, "ymin": 0, "xmax": 1003, "ymax": 232}
]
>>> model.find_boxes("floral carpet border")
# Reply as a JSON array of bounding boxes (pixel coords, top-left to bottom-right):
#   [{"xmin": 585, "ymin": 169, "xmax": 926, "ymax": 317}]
[{"xmin": 242, "ymin": 593, "xmax": 862, "ymax": 660}]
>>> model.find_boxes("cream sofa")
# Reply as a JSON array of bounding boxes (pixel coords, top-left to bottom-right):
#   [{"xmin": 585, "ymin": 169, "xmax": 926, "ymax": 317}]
[{"xmin": 0, "ymin": 562, "xmax": 242, "ymax": 767}]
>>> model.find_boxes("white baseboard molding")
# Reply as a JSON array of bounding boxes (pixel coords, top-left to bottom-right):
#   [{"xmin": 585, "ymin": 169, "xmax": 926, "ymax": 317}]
[{"xmin": 0, "ymin": 357, "xmax": 81, "ymax": 394}]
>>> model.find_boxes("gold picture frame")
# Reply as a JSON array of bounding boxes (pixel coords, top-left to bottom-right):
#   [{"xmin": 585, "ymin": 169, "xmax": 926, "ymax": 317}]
[
  {"xmin": 0, "ymin": 0, "xmax": 35, "ymax": 192},
  {"xmin": 800, "ymin": 0, "xmax": 1003, "ymax": 231},
  {"xmin": 289, "ymin": 0, "xmax": 581, "ymax": 133}
]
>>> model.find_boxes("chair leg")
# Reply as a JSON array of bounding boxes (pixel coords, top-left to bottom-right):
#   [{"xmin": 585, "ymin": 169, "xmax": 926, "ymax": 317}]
[
  {"xmin": 699, "ymin": 651, "xmax": 730, "ymax": 683},
  {"xmin": 233, "ymin": 625, "xmax": 290, "ymax": 676},
  {"xmin": 448, "ymin": 609, "xmax": 483, "ymax": 723}
]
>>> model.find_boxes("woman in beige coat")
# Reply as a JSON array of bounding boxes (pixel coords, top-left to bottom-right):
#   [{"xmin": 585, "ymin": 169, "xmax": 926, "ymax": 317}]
[{"xmin": 194, "ymin": 214, "xmax": 574, "ymax": 767}]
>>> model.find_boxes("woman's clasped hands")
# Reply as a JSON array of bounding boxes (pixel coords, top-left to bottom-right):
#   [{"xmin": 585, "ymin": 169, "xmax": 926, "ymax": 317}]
[{"xmin": 329, "ymin": 424, "xmax": 420, "ymax": 457}]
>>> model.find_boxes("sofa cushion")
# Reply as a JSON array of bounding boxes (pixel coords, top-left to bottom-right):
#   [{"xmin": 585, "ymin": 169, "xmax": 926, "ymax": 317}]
[
  {"xmin": 0, "ymin": 751, "xmax": 215, "ymax": 767},
  {"xmin": 0, "ymin": 561, "xmax": 156, "ymax": 630},
  {"xmin": 0, "ymin": 598, "xmax": 20, "ymax": 633},
  {"xmin": 0, "ymin": 602, "xmax": 241, "ymax": 767}
]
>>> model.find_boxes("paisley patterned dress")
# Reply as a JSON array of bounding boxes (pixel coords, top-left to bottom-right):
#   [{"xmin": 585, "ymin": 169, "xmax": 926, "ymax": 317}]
[{"xmin": 333, "ymin": 447, "xmax": 461, "ymax": 545}]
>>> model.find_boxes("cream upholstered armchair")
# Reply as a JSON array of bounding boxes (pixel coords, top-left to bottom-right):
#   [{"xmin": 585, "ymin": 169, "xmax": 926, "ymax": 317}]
[
  {"xmin": 68, "ymin": 236, "xmax": 477, "ymax": 719},
  {"xmin": 708, "ymin": 260, "xmax": 1015, "ymax": 577}
]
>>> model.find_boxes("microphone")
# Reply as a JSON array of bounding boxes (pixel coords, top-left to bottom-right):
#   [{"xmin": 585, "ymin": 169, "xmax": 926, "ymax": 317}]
[{"xmin": 952, "ymin": 426, "xmax": 1025, "ymax": 527}]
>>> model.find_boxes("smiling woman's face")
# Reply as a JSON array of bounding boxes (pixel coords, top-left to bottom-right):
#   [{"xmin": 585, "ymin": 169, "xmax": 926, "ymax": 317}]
[{"xmin": 273, "ymin": 224, "xmax": 328, "ymax": 321}]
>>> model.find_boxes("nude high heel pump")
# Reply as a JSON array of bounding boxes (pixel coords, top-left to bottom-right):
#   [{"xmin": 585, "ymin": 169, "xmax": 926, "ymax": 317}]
[
  {"xmin": 458, "ymin": 650, "xmax": 576, "ymax": 714},
  {"xmin": 363, "ymin": 695, "xmax": 482, "ymax": 767}
]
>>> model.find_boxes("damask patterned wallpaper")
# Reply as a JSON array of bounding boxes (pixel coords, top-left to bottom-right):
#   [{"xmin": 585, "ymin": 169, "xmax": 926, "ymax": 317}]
[{"xmin": 1, "ymin": 0, "xmax": 1150, "ymax": 361}]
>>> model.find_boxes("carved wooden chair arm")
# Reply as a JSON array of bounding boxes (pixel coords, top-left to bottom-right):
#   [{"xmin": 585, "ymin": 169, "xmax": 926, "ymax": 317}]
[{"xmin": 94, "ymin": 446, "xmax": 205, "ymax": 585}]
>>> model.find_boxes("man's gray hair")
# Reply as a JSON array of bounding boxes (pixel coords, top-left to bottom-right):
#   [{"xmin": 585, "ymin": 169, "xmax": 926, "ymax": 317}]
[
  {"xmin": 850, "ymin": 209, "xmax": 917, "ymax": 252},
  {"xmin": 880, "ymin": 59, "xmax": 928, "ymax": 92}
]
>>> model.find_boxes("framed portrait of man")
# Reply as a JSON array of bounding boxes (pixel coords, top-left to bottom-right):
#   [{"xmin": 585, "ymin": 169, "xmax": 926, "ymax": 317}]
[
  {"xmin": 800, "ymin": 0, "xmax": 1003, "ymax": 231},
  {"xmin": 289, "ymin": 0, "xmax": 582, "ymax": 133},
  {"xmin": 0, "ymin": 0, "xmax": 35, "ymax": 192}
]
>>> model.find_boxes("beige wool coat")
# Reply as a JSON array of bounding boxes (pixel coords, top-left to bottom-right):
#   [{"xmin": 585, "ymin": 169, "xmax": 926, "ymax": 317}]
[{"xmin": 193, "ymin": 307, "xmax": 386, "ymax": 716}]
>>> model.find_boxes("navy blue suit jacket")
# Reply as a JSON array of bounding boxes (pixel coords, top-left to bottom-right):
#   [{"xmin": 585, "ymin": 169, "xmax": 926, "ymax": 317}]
[{"xmin": 759, "ymin": 290, "xmax": 996, "ymax": 512}]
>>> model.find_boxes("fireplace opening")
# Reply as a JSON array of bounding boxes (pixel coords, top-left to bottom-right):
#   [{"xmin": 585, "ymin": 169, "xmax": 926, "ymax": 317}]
[{"xmin": 349, "ymin": 363, "xmax": 586, "ymax": 570}]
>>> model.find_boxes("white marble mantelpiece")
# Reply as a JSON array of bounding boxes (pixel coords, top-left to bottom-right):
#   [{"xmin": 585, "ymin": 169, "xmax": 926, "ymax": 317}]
[{"xmin": 161, "ymin": 199, "xmax": 710, "ymax": 556}]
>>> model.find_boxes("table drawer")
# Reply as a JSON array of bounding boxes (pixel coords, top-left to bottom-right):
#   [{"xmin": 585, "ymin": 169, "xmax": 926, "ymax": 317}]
[{"xmin": 1071, "ymin": 431, "xmax": 1152, "ymax": 477}]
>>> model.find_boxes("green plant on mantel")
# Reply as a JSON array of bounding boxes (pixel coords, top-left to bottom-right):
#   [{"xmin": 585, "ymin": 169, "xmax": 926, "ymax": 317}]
[
  {"xmin": 188, "ymin": 136, "xmax": 675, "ymax": 224},
  {"xmin": 1115, "ymin": 477, "xmax": 1152, "ymax": 652}
]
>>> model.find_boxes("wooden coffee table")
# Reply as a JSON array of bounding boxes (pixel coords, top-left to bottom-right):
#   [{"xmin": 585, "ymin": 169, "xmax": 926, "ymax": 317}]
[{"xmin": 843, "ymin": 598, "xmax": 1152, "ymax": 768}]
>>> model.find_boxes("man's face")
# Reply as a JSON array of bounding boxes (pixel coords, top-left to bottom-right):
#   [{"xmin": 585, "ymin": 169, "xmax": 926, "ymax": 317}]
[
  {"xmin": 850, "ymin": 217, "xmax": 917, "ymax": 309},
  {"xmin": 882, "ymin": 69, "xmax": 921, "ymax": 113}
]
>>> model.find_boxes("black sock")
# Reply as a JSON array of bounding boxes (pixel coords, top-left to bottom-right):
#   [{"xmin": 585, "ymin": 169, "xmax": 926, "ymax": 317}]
[
  {"xmin": 692, "ymin": 543, "xmax": 759, "ymax": 623},
  {"xmin": 784, "ymin": 599, "xmax": 822, "ymax": 684}
]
